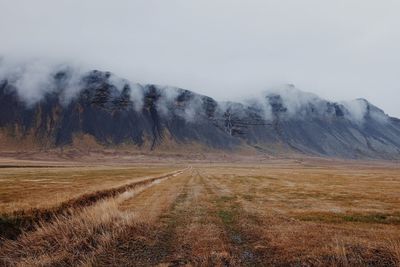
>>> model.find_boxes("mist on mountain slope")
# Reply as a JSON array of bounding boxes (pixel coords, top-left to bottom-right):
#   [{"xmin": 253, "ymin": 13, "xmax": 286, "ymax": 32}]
[{"xmin": 0, "ymin": 59, "xmax": 391, "ymax": 124}]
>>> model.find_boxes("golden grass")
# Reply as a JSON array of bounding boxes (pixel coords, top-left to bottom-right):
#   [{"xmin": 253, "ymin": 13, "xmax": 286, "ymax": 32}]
[
  {"xmin": 199, "ymin": 162, "xmax": 400, "ymax": 266},
  {"xmin": 1, "ymin": 173, "xmax": 179, "ymax": 266},
  {"xmin": 0, "ymin": 165, "xmax": 178, "ymax": 214},
  {"xmin": 0, "ymin": 159, "xmax": 399, "ymax": 266},
  {"xmin": 2, "ymin": 196, "xmax": 134, "ymax": 266}
]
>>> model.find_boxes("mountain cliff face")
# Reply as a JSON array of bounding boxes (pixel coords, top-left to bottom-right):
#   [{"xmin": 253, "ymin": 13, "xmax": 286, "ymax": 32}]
[{"xmin": 1, "ymin": 68, "xmax": 400, "ymax": 159}]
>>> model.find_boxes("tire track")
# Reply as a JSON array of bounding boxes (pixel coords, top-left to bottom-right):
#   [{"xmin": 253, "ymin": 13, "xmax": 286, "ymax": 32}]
[
  {"xmin": 90, "ymin": 166, "xmax": 194, "ymax": 266},
  {"xmin": 157, "ymin": 167, "xmax": 237, "ymax": 266},
  {"xmin": 90, "ymin": 166, "xmax": 237, "ymax": 266},
  {"xmin": 201, "ymin": 169, "xmax": 266, "ymax": 266}
]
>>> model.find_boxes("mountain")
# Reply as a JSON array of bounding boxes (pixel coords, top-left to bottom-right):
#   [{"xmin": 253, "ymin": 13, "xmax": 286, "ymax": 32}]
[{"xmin": 1, "ymin": 68, "xmax": 400, "ymax": 159}]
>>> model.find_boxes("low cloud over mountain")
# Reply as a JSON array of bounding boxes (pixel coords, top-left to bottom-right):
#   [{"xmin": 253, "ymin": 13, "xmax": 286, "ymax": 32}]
[{"xmin": 1, "ymin": 62, "xmax": 400, "ymax": 159}]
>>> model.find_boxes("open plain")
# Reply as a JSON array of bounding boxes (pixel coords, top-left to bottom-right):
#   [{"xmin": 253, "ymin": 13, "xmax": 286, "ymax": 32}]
[{"xmin": 0, "ymin": 156, "xmax": 399, "ymax": 266}]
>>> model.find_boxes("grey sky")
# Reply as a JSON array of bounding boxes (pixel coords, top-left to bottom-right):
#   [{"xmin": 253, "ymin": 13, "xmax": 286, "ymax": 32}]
[{"xmin": 1, "ymin": 0, "xmax": 399, "ymax": 117}]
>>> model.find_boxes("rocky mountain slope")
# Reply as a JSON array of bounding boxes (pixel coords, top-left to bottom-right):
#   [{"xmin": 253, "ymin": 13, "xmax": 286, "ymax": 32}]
[{"xmin": 1, "ymin": 68, "xmax": 400, "ymax": 159}]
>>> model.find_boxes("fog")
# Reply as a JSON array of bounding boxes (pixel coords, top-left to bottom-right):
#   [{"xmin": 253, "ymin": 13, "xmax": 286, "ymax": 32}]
[
  {"xmin": 0, "ymin": 58, "xmax": 389, "ymax": 125},
  {"xmin": 0, "ymin": 0, "xmax": 399, "ymax": 117}
]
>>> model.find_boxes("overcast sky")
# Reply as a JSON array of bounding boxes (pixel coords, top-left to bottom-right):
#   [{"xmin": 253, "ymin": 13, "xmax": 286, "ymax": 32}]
[{"xmin": 1, "ymin": 0, "xmax": 399, "ymax": 117}]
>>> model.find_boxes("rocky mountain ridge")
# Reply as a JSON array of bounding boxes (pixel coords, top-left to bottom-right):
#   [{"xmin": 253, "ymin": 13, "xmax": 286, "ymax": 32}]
[{"xmin": 1, "ymin": 68, "xmax": 400, "ymax": 159}]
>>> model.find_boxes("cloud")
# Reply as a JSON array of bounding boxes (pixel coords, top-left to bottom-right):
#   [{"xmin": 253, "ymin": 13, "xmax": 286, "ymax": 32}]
[
  {"xmin": 0, "ymin": 58, "xmax": 92, "ymax": 106},
  {"xmin": 1, "ymin": 58, "xmax": 390, "ymax": 126},
  {"xmin": 0, "ymin": 1, "xmax": 399, "ymax": 117},
  {"xmin": 243, "ymin": 85, "xmax": 389, "ymax": 124},
  {"xmin": 108, "ymin": 73, "xmax": 144, "ymax": 111},
  {"xmin": 1, "ymin": 56, "xmax": 393, "ymax": 130},
  {"xmin": 181, "ymin": 95, "xmax": 204, "ymax": 123},
  {"xmin": 0, "ymin": 58, "xmax": 59, "ymax": 105},
  {"xmin": 155, "ymin": 87, "xmax": 206, "ymax": 123},
  {"xmin": 263, "ymin": 84, "xmax": 322, "ymax": 117},
  {"xmin": 342, "ymin": 99, "xmax": 368, "ymax": 124},
  {"xmin": 155, "ymin": 86, "xmax": 180, "ymax": 117},
  {"xmin": 0, "ymin": 58, "xmax": 148, "ymax": 112}
]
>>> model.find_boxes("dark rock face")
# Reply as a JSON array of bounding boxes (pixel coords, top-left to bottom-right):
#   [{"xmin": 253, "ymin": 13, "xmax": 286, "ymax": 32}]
[
  {"xmin": 1, "ymin": 70, "xmax": 400, "ymax": 159},
  {"xmin": 0, "ymin": 70, "xmax": 240, "ymax": 151}
]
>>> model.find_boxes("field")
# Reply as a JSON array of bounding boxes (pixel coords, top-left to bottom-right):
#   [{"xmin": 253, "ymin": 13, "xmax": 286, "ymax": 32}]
[{"xmin": 0, "ymin": 158, "xmax": 399, "ymax": 266}]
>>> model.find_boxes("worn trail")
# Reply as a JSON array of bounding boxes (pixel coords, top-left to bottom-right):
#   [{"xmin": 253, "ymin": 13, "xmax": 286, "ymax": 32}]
[
  {"xmin": 0, "ymin": 169, "xmax": 184, "ymax": 241},
  {"xmin": 0, "ymin": 168, "xmax": 187, "ymax": 266}
]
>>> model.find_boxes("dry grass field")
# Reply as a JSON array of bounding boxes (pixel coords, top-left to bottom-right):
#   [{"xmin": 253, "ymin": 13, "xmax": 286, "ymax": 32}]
[
  {"xmin": 0, "ymin": 158, "xmax": 399, "ymax": 266},
  {"xmin": 0, "ymin": 165, "xmax": 179, "ymax": 214}
]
